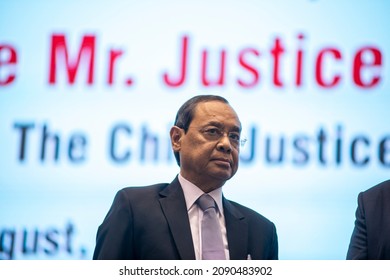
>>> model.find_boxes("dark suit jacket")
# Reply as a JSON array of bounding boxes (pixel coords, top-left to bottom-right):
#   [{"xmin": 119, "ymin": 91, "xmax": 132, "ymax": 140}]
[
  {"xmin": 346, "ymin": 179, "xmax": 390, "ymax": 260},
  {"xmin": 93, "ymin": 177, "xmax": 278, "ymax": 260}
]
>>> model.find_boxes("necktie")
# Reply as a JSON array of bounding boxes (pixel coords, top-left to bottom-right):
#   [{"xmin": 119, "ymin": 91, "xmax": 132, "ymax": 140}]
[{"xmin": 197, "ymin": 194, "xmax": 226, "ymax": 260}]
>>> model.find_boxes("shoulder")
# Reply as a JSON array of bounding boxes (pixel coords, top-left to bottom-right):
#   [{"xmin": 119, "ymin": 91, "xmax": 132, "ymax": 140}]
[
  {"xmin": 120, "ymin": 183, "xmax": 169, "ymax": 196},
  {"xmin": 360, "ymin": 179, "xmax": 390, "ymax": 200},
  {"xmin": 225, "ymin": 199, "xmax": 275, "ymax": 229},
  {"xmin": 110, "ymin": 183, "xmax": 169, "ymax": 206},
  {"xmin": 357, "ymin": 179, "xmax": 390, "ymax": 215},
  {"xmin": 107, "ymin": 183, "xmax": 171, "ymax": 215}
]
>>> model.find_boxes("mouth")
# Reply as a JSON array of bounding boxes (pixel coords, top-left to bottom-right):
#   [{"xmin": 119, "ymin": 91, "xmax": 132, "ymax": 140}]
[{"xmin": 211, "ymin": 158, "xmax": 232, "ymax": 167}]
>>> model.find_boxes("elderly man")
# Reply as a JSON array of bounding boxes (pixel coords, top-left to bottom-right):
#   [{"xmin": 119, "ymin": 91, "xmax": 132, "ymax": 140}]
[{"xmin": 93, "ymin": 95, "xmax": 278, "ymax": 260}]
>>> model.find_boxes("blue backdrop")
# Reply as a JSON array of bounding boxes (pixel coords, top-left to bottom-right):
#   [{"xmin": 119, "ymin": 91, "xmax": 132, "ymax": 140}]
[{"xmin": 1, "ymin": 0, "xmax": 389, "ymax": 259}]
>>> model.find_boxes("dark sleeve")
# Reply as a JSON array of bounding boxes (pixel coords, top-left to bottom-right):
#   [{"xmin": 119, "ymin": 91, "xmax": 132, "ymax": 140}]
[
  {"xmin": 93, "ymin": 189, "xmax": 134, "ymax": 260},
  {"xmin": 346, "ymin": 192, "xmax": 368, "ymax": 260},
  {"xmin": 269, "ymin": 222, "xmax": 279, "ymax": 260}
]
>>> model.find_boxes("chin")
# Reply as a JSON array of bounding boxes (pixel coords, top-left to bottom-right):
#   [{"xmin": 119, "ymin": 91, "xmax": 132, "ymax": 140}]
[{"xmin": 210, "ymin": 171, "xmax": 233, "ymax": 181}]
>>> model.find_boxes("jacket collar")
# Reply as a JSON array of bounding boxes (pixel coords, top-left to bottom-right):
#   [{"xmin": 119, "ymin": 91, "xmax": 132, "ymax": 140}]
[
  {"xmin": 223, "ymin": 198, "xmax": 249, "ymax": 260},
  {"xmin": 159, "ymin": 176, "xmax": 196, "ymax": 260}
]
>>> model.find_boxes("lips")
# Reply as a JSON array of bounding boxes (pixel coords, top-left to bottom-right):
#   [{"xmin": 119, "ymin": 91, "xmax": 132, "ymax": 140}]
[{"xmin": 212, "ymin": 158, "xmax": 232, "ymax": 167}]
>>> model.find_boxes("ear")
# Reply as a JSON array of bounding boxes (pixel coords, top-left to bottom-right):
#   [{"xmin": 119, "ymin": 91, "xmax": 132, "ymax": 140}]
[{"xmin": 170, "ymin": 126, "xmax": 183, "ymax": 152}]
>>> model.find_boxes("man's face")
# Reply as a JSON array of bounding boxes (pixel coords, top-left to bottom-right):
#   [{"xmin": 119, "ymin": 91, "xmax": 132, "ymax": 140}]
[{"xmin": 171, "ymin": 101, "xmax": 241, "ymax": 192}]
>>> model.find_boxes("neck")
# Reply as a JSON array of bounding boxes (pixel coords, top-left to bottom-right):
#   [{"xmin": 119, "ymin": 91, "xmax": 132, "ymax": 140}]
[
  {"xmin": 199, "ymin": 183, "xmax": 224, "ymax": 193},
  {"xmin": 180, "ymin": 172, "xmax": 226, "ymax": 193}
]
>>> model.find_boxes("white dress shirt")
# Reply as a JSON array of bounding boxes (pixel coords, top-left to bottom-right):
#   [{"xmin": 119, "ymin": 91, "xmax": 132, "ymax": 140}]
[{"xmin": 178, "ymin": 173, "xmax": 229, "ymax": 260}]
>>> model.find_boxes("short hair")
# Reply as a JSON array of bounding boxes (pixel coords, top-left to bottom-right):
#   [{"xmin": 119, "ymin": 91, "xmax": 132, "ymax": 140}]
[{"xmin": 173, "ymin": 95, "xmax": 229, "ymax": 166}]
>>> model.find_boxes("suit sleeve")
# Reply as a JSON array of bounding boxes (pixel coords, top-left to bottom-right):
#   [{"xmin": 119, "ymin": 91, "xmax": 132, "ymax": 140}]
[
  {"xmin": 93, "ymin": 189, "xmax": 134, "ymax": 259},
  {"xmin": 269, "ymin": 222, "xmax": 278, "ymax": 260},
  {"xmin": 346, "ymin": 192, "xmax": 368, "ymax": 260}
]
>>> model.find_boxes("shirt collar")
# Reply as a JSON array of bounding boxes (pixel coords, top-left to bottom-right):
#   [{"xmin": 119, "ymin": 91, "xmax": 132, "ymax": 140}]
[{"xmin": 178, "ymin": 173, "xmax": 224, "ymax": 214}]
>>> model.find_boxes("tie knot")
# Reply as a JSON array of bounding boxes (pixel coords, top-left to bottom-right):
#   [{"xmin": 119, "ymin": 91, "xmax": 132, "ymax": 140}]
[{"xmin": 197, "ymin": 194, "xmax": 216, "ymax": 212}]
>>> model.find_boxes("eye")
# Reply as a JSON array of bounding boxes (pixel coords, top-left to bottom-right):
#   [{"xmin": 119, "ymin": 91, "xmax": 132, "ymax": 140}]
[
  {"xmin": 205, "ymin": 128, "xmax": 221, "ymax": 135},
  {"xmin": 228, "ymin": 133, "xmax": 240, "ymax": 141}
]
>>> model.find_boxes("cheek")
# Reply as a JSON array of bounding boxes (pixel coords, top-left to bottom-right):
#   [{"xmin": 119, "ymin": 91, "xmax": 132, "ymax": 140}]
[
  {"xmin": 182, "ymin": 139, "xmax": 209, "ymax": 161},
  {"xmin": 232, "ymin": 150, "xmax": 240, "ymax": 167},
  {"xmin": 185, "ymin": 132, "xmax": 204, "ymax": 147}
]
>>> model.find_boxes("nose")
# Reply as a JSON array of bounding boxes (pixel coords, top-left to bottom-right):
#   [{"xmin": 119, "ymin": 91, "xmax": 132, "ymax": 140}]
[{"xmin": 216, "ymin": 134, "xmax": 232, "ymax": 153}]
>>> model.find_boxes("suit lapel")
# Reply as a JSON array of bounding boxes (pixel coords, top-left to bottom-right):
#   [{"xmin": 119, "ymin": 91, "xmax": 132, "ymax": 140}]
[
  {"xmin": 159, "ymin": 177, "xmax": 196, "ymax": 260},
  {"xmin": 223, "ymin": 198, "xmax": 248, "ymax": 260}
]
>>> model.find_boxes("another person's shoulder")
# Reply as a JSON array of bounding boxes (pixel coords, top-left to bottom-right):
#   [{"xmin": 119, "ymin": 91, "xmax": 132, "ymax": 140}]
[{"xmin": 361, "ymin": 179, "xmax": 390, "ymax": 199}]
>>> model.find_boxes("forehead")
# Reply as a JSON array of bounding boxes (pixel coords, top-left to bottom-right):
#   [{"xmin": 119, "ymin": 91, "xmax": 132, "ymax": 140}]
[{"xmin": 192, "ymin": 101, "xmax": 241, "ymax": 128}]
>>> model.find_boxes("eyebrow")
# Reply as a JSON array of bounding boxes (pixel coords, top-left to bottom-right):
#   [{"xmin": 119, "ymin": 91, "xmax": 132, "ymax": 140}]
[{"xmin": 205, "ymin": 121, "xmax": 241, "ymax": 132}]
